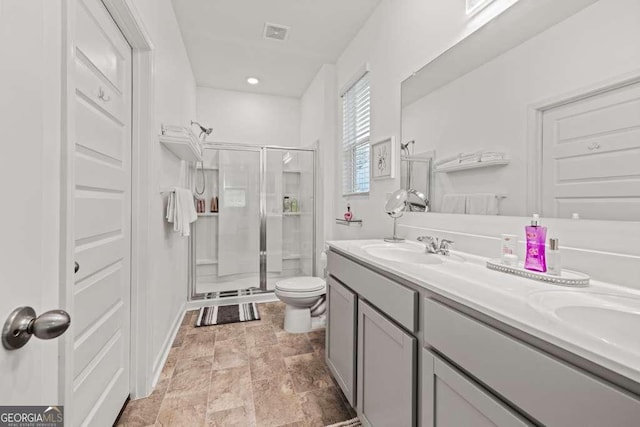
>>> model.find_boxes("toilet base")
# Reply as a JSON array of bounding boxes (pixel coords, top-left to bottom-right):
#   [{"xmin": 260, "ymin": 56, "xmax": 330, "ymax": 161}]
[
  {"xmin": 283, "ymin": 306, "xmax": 327, "ymax": 334},
  {"xmin": 284, "ymin": 305, "xmax": 312, "ymax": 333}
]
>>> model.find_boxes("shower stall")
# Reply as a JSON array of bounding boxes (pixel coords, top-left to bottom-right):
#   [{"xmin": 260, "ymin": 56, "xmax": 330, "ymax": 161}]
[{"xmin": 189, "ymin": 143, "xmax": 317, "ymax": 301}]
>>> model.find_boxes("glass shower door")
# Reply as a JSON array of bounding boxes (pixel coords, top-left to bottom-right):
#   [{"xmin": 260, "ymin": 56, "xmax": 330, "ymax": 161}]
[
  {"xmin": 264, "ymin": 148, "xmax": 316, "ymax": 290},
  {"xmin": 191, "ymin": 146, "xmax": 262, "ymax": 298}
]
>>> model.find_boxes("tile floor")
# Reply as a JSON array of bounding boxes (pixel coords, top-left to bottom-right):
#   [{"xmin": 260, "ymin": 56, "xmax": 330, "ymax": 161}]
[{"xmin": 117, "ymin": 301, "xmax": 356, "ymax": 426}]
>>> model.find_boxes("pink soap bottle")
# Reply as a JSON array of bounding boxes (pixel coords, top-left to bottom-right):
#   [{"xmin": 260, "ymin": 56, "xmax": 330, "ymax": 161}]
[
  {"xmin": 524, "ymin": 214, "xmax": 547, "ymax": 272},
  {"xmin": 344, "ymin": 204, "xmax": 353, "ymax": 221}
]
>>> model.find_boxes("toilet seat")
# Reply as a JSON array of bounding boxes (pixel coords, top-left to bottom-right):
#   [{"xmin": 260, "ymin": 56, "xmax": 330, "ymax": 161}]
[{"xmin": 275, "ymin": 276, "xmax": 325, "ymax": 293}]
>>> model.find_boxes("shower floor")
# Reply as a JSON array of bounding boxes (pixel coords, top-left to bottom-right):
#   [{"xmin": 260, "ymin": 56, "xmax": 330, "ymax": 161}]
[{"xmin": 195, "ymin": 271, "xmax": 307, "ymax": 295}]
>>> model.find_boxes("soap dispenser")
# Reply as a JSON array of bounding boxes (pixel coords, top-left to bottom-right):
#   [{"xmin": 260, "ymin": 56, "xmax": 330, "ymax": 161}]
[{"xmin": 524, "ymin": 214, "xmax": 547, "ymax": 272}]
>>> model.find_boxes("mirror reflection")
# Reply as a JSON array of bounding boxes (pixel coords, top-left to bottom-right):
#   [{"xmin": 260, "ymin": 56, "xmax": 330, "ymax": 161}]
[{"xmin": 401, "ymin": 0, "xmax": 640, "ymax": 221}]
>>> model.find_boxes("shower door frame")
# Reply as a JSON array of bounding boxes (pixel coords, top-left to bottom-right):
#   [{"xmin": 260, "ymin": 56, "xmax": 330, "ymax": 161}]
[{"xmin": 188, "ymin": 142, "xmax": 318, "ymax": 302}]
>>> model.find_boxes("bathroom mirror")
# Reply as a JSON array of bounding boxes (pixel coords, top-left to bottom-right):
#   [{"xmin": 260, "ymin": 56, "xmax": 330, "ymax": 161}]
[{"xmin": 400, "ymin": 0, "xmax": 640, "ymax": 221}]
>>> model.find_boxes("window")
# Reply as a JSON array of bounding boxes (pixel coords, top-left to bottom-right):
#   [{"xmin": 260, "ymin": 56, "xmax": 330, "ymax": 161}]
[
  {"xmin": 342, "ymin": 72, "xmax": 370, "ymax": 195},
  {"xmin": 466, "ymin": 0, "xmax": 495, "ymax": 14}
]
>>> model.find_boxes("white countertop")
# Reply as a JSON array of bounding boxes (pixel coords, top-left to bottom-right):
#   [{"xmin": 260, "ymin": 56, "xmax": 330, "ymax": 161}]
[{"xmin": 327, "ymin": 239, "xmax": 640, "ymax": 386}]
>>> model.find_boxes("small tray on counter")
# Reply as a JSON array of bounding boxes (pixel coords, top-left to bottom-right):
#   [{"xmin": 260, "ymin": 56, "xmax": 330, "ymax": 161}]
[{"xmin": 486, "ymin": 259, "xmax": 590, "ymax": 287}]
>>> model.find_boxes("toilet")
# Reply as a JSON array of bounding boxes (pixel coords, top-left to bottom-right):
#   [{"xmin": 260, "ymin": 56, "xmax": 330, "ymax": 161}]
[{"xmin": 274, "ymin": 276, "xmax": 326, "ymax": 333}]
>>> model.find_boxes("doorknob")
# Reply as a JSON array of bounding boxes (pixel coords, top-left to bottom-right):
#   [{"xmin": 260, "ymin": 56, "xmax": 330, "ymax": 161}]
[
  {"xmin": 2, "ymin": 307, "xmax": 71, "ymax": 350},
  {"xmin": 75, "ymin": 261, "xmax": 79, "ymax": 274}
]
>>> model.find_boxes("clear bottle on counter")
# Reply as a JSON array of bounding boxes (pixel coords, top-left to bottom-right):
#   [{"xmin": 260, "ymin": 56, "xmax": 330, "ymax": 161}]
[{"xmin": 547, "ymin": 238, "xmax": 561, "ymax": 276}]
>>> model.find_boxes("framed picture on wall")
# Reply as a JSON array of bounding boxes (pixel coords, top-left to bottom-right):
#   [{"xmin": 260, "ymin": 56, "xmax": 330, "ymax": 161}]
[{"xmin": 371, "ymin": 136, "xmax": 395, "ymax": 180}]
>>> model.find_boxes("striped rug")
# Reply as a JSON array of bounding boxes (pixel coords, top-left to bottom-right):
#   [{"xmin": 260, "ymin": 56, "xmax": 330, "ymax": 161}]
[
  {"xmin": 325, "ymin": 418, "xmax": 361, "ymax": 427},
  {"xmin": 195, "ymin": 302, "xmax": 260, "ymax": 327}
]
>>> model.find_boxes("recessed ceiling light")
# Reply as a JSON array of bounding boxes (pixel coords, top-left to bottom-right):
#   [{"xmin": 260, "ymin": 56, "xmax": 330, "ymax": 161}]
[{"xmin": 247, "ymin": 77, "xmax": 260, "ymax": 85}]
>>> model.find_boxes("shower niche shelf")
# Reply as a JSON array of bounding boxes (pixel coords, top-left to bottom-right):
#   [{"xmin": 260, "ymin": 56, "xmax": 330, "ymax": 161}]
[{"xmin": 159, "ymin": 125, "xmax": 203, "ymax": 162}]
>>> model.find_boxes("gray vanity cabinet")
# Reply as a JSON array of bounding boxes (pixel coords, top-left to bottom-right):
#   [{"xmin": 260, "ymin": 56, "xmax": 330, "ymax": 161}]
[
  {"xmin": 326, "ymin": 277, "xmax": 357, "ymax": 406},
  {"xmin": 357, "ymin": 299, "xmax": 417, "ymax": 427},
  {"xmin": 421, "ymin": 349, "xmax": 531, "ymax": 427}
]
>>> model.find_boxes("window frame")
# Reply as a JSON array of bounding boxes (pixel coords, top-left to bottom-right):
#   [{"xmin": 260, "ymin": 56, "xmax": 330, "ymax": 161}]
[{"xmin": 341, "ymin": 70, "xmax": 371, "ymax": 196}]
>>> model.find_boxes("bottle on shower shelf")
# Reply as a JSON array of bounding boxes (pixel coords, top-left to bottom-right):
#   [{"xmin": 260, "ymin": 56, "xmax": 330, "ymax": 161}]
[
  {"xmin": 211, "ymin": 196, "xmax": 218, "ymax": 213},
  {"xmin": 283, "ymin": 196, "xmax": 291, "ymax": 213},
  {"xmin": 291, "ymin": 198, "xmax": 299, "ymax": 213}
]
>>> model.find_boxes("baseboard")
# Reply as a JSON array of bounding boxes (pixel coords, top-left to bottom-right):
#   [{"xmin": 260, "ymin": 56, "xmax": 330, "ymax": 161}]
[
  {"xmin": 149, "ymin": 301, "xmax": 186, "ymax": 391},
  {"xmin": 186, "ymin": 292, "xmax": 279, "ymax": 310}
]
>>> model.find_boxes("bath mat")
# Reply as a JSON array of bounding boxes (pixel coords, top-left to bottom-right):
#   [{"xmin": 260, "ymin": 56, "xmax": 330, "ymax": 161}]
[
  {"xmin": 196, "ymin": 302, "xmax": 260, "ymax": 326},
  {"xmin": 325, "ymin": 418, "xmax": 361, "ymax": 427}
]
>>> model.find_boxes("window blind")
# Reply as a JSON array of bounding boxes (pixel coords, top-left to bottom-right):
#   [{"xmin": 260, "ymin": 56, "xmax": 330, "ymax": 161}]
[{"xmin": 342, "ymin": 72, "xmax": 370, "ymax": 195}]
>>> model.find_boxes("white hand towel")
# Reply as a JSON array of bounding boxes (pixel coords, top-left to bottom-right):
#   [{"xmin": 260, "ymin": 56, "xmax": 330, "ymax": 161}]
[
  {"xmin": 441, "ymin": 194, "xmax": 466, "ymax": 214},
  {"xmin": 165, "ymin": 188, "xmax": 197, "ymax": 236},
  {"xmin": 466, "ymin": 193, "xmax": 498, "ymax": 215},
  {"xmin": 177, "ymin": 188, "xmax": 197, "ymax": 236}
]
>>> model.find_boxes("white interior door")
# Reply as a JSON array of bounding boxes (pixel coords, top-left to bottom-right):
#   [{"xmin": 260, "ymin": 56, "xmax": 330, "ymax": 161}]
[
  {"xmin": 0, "ymin": 0, "xmax": 62, "ymax": 407},
  {"xmin": 541, "ymin": 80, "xmax": 640, "ymax": 221},
  {"xmin": 70, "ymin": 0, "xmax": 132, "ymax": 424}
]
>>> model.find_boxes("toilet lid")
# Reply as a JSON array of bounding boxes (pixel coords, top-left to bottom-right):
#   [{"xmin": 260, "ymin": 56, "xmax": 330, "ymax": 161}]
[{"xmin": 275, "ymin": 276, "xmax": 325, "ymax": 293}]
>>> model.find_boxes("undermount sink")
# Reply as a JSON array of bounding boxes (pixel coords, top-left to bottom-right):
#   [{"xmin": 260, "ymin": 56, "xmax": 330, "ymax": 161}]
[
  {"xmin": 362, "ymin": 243, "xmax": 443, "ymax": 265},
  {"xmin": 528, "ymin": 291, "xmax": 640, "ymax": 354}
]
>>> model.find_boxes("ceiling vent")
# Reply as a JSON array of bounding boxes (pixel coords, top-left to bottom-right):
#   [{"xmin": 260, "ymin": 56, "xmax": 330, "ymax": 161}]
[{"xmin": 263, "ymin": 23, "xmax": 290, "ymax": 41}]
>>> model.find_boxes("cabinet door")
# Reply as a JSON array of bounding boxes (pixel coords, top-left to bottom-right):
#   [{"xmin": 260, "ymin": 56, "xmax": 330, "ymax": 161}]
[
  {"xmin": 422, "ymin": 350, "xmax": 531, "ymax": 427},
  {"xmin": 326, "ymin": 276, "xmax": 357, "ymax": 406},
  {"xmin": 358, "ymin": 300, "xmax": 416, "ymax": 427}
]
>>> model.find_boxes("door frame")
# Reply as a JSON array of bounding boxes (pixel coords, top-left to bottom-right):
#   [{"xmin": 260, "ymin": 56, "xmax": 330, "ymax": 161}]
[
  {"xmin": 60, "ymin": 1, "xmax": 156, "ymax": 417},
  {"xmin": 525, "ymin": 68, "xmax": 640, "ymax": 216}
]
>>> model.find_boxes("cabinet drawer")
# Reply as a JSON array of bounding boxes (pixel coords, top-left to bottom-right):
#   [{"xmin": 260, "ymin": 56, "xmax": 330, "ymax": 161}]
[
  {"xmin": 422, "ymin": 349, "xmax": 531, "ymax": 427},
  {"xmin": 424, "ymin": 298, "xmax": 640, "ymax": 427},
  {"xmin": 328, "ymin": 250, "xmax": 417, "ymax": 332}
]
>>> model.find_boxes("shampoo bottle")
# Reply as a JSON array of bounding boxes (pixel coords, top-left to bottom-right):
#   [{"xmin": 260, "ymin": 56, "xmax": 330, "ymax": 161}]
[{"xmin": 524, "ymin": 214, "xmax": 547, "ymax": 272}]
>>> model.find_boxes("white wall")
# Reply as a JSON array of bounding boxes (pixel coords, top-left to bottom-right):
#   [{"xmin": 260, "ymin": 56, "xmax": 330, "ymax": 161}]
[
  {"xmin": 300, "ymin": 64, "xmax": 339, "ymax": 269},
  {"xmin": 332, "ymin": 0, "xmax": 524, "ymax": 240},
  {"xmin": 402, "ymin": 0, "xmax": 640, "ymax": 216},
  {"xmin": 327, "ymin": 0, "xmax": 639, "ymax": 289},
  {"xmin": 197, "ymin": 87, "xmax": 300, "ymax": 146},
  {"xmin": 131, "ymin": 0, "xmax": 198, "ymax": 381}
]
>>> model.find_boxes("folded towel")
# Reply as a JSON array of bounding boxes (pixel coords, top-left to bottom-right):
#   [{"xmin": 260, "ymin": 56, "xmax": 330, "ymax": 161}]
[
  {"xmin": 166, "ymin": 187, "xmax": 197, "ymax": 236},
  {"xmin": 441, "ymin": 194, "xmax": 466, "ymax": 214},
  {"xmin": 466, "ymin": 193, "xmax": 499, "ymax": 215}
]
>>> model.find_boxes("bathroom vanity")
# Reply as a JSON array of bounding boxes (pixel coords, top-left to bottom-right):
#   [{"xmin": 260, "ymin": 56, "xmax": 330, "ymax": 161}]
[{"xmin": 325, "ymin": 240, "xmax": 640, "ymax": 427}]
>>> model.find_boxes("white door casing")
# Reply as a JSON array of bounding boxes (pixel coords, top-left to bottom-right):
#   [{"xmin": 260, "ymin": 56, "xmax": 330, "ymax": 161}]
[{"xmin": 67, "ymin": 0, "xmax": 132, "ymax": 424}]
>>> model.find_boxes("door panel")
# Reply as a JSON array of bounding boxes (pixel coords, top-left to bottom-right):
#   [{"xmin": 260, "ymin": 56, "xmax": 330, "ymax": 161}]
[
  {"xmin": 422, "ymin": 350, "xmax": 531, "ymax": 427},
  {"xmin": 72, "ymin": 0, "xmax": 132, "ymax": 424},
  {"xmin": 0, "ymin": 0, "xmax": 61, "ymax": 406},
  {"xmin": 542, "ymin": 81, "xmax": 640, "ymax": 220},
  {"xmin": 326, "ymin": 277, "xmax": 357, "ymax": 406},
  {"xmin": 357, "ymin": 300, "xmax": 416, "ymax": 427}
]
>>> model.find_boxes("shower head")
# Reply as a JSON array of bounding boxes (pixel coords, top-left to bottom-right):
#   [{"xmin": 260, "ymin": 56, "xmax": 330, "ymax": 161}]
[{"xmin": 191, "ymin": 120, "xmax": 213, "ymax": 139}]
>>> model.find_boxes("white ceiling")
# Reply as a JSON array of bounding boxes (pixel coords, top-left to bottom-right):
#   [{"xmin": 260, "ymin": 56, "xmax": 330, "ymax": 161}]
[{"xmin": 171, "ymin": 0, "xmax": 382, "ymax": 98}]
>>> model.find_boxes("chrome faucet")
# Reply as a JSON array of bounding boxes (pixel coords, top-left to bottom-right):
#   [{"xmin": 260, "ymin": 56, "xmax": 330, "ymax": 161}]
[{"xmin": 417, "ymin": 236, "xmax": 454, "ymax": 256}]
